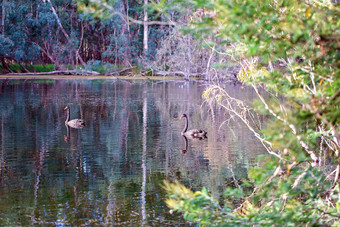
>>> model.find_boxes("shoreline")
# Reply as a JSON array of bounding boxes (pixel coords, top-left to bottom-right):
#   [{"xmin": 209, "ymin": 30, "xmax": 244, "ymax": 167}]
[{"xmin": 0, "ymin": 74, "xmax": 186, "ymax": 81}]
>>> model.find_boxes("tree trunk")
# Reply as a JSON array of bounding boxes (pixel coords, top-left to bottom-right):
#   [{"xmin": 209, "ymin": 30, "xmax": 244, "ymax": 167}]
[
  {"xmin": 1, "ymin": 0, "xmax": 8, "ymax": 73},
  {"xmin": 1, "ymin": 58, "xmax": 12, "ymax": 73},
  {"xmin": 186, "ymin": 34, "xmax": 192, "ymax": 80},
  {"xmin": 143, "ymin": 0, "xmax": 148, "ymax": 55},
  {"xmin": 119, "ymin": 0, "xmax": 131, "ymax": 66},
  {"xmin": 1, "ymin": 0, "xmax": 6, "ymax": 36}
]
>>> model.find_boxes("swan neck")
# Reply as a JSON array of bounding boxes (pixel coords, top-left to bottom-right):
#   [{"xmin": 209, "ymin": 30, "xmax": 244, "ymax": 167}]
[{"xmin": 182, "ymin": 116, "xmax": 188, "ymax": 133}]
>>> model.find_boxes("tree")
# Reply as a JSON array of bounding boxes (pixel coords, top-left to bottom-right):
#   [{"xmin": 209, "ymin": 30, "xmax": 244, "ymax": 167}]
[
  {"xmin": 143, "ymin": 0, "xmax": 148, "ymax": 55},
  {"xmin": 76, "ymin": 0, "xmax": 176, "ymax": 67},
  {"xmin": 162, "ymin": 0, "xmax": 340, "ymax": 226},
  {"xmin": 1, "ymin": 0, "xmax": 6, "ymax": 36},
  {"xmin": 0, "ymin": 0, "xmax": 11, "ymax": 72},
  {"xmin": 45, "ymin": 0, "xmax": 86, "ymax": 68}
]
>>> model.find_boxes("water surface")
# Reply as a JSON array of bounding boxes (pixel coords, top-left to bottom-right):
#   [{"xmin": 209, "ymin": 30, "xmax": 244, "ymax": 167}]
[{"xmin": 0, "ymin": 79, "xmax": 265, "ymax": 225}]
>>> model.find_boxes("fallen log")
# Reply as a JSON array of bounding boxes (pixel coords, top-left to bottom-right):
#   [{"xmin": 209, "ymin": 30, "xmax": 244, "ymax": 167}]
[
  {"xmin": 8, "ymin": 70, "xmax": 100, "ymax": 76},
  {"xmin": 105, "ymin": 66, "xmax": 136, "ymax": 76},
  {"xmin": 153, "ymin": 70, "xmax": 206, "ymax": 78}
]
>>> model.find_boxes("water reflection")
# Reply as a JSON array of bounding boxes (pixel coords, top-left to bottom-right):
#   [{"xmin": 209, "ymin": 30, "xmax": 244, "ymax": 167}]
[
  {"xmin": 0, "ymin": 79, "xmax": 265, "ymax": 225},
  {"xmin": 180, "ymin": 135, "xmax": 188, "ymax": 154}
]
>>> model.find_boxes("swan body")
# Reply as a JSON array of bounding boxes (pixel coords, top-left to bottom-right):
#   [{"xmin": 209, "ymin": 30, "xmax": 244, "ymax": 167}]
[
  {"xmin": 180, "ymin": 114, "xmax": 207, "ymax": 139},
  {"xmin": 64, "ymin": 106, "xmax": 85, "ymax": 128}
]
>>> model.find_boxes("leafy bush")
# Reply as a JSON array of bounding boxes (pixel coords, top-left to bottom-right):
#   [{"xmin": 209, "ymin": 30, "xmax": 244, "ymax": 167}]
[
  {"xmin": 162, "ymin": 0, "xmax": 339, "ymax": 226},
  {"xmin": 85, "ymin": 60, "xmax": 121, "ymax": 74}
]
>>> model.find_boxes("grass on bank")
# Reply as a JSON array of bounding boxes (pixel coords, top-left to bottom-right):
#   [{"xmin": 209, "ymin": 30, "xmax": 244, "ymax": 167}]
[
  {"xmin": 0, "ymin": 63, "xmax": 131, "ymax": 75},
  {"xmin": 0, "ymin": 64, "xmax": 55, "ymax": 73}
]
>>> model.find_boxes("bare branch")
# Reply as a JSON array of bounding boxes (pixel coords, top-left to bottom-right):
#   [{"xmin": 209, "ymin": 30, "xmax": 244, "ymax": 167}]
[
  {"xmin": 46, "ymin": 0, "xmax": 87, "ymax": 68},
  {"xmin": 252, "ymin": 85, "xmax": 319, "ymax": 165},
  {"xmin": 92, "ymin": 0, "xmax": 178, "ymax": 26},
  {"xmin": 204, "ymin": 85, "xmax": 284, "ymax": 160},
  {"xmin": 292, "ymin": 168, "xmax": 308, "ymax": 189}
]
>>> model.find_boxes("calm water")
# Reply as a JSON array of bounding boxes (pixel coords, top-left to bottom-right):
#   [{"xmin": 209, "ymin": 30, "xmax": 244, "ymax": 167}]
[{"xmin": 0, "ymin": 79, "xmax": 265, "ymax": 226}]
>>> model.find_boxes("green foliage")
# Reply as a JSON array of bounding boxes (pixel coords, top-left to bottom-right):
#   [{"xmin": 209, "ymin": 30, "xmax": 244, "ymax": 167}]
[
  {"xmin": 165, "ymin": 179, "xmax": 340, "ymax": 226},
  {"xmin": 86, "ymin": 60, "xmax": 121, "ymax": 74},
  {"xmin": 161, "ymin": 0, "xmax": 340, "ymax": 226}
]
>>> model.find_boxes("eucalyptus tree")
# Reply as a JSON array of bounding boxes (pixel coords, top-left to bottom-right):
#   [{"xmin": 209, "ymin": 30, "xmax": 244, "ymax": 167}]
[
  {"xmin": 1, "ymin": 0, "xmax": 5, "ymax": 36},
  {"xmin": 0, "ymin": 0, "xmax": 84, "ymax": 70},
  {"xmin": 44, "ymin": 0, "xmax": 86, "ymax": 68},
  {"xmin": 143, "ymin": 0, "xmax": 148, "ymax": 55}
]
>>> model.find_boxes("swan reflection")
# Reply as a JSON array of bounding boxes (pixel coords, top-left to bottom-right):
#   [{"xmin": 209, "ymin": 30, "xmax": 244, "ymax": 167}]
[{"xmin": 180, "ymin": 135, "xmax": 188, "ymax": 154}]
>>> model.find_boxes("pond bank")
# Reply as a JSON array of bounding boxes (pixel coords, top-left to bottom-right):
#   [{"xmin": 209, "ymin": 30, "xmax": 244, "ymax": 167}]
[
  {"xmin": 0, "ymin": 74, "xmax": 240, "ymax": 83},
  {"xmin": 0, "ymin": 74, "xmax": 186, "ymax": 81}
]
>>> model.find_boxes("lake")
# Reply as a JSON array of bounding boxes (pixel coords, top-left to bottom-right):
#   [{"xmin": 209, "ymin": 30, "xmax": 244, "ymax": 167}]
[{"xmin": 0, "ymin": 79, "xmax": 265, "ymax": 225}]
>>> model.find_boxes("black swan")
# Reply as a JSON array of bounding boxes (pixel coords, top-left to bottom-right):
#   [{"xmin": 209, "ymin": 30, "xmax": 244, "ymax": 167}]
[
  {"xmin": 64, "ymin": 106, "xmax": 85, "ymax": 128},
  {"xmin": 180, "ymin": 114, "xmax": 207, "ymax": 139}
]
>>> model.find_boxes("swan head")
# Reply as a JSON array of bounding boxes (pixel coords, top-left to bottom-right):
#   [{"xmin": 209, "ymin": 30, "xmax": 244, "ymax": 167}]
[{"xmin": 180, "ymin": 114, "xmax": 187, "ymax": 119}]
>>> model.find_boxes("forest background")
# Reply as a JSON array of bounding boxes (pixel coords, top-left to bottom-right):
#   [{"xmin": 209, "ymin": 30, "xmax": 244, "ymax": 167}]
[
  {"xmin": 0, "ymin": 0, "xmax": 234, "ymax": 80},
  {"xmin": 1, "ymin": 0, "xmax": 339, "ymax": 226}
]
